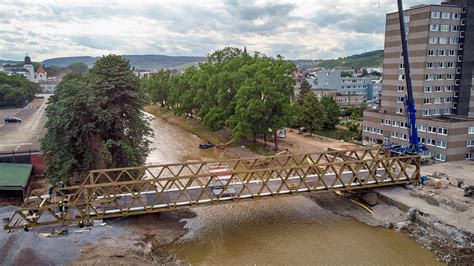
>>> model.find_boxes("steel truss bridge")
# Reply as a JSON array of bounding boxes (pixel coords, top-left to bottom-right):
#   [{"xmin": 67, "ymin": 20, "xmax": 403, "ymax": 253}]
[{"xmin": 3, "ymin": 147, "xmax": 420, "ymax": 230}]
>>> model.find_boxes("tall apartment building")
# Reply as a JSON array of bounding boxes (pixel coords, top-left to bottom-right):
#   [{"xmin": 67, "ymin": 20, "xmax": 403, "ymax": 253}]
[{"xmin": 363, "ymin": 1, "xmax": 474, "ymax": 162}]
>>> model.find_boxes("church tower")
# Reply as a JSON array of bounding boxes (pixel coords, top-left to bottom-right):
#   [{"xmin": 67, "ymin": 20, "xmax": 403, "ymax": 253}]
[{"xmin": 23, "ymin": 54, "xmax": 35, "ymax": 82}]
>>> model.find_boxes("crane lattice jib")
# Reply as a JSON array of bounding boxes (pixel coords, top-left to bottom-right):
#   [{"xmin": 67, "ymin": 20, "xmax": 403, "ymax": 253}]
[{"xmin": 3, "ymin": 147, "xmax": 420, "ymax": 230}]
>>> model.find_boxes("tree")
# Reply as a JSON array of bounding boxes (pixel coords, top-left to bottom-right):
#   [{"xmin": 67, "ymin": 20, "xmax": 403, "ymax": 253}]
[
  {"xmin": 41, "ymin": 55, "xmax": 152, "ymax": 182},
  {"xmin": 320, "ymin": 96, "xmax": 340, "ymax": 130},
  {"xmin": 144, "ymin": 70, "xmax": 171, "ymax": 107},
  {"xmin": 299, "ymin": 93, "xmax": 325, "ymax": 136},
  {"xmin": 67, "ymin": 62, "xmax": 89, "ymax": 74},
  {"xmin": 0, "ymin": 73, "xmax": 39, "ymax": 107},
  {"xmin": 341, "ymin": 71, "xmax": 353, "ymax": 77},
  {"xmin": 297, "ymin": 79, "xmax": 311, "ymax": 105}
]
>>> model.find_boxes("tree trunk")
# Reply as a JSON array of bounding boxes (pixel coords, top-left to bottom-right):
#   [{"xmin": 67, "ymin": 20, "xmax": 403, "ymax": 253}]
[
  {"xmin": 309, "ymin": 126, "xmax": 312, "ymax": 136},
  {"xmin": 253, "ymin": 134, "xmax": 257, "ymax": 142},
  {"xmin": 263, "ymin": 134, "xmax": 267, "ymax": 146},
  {"xmin": 273, "ymin": 131, "xmax": 278, "ymax": 151}
]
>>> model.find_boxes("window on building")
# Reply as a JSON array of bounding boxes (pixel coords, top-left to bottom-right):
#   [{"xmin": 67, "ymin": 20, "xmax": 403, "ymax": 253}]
[
  {"xmin": 447, "ymin": 74, "xmax": 454, "ymax": 80},
  {"xmin": 438, "ymin": 49, "xmax": 446, "ymax": 56},
  {"xmin": 399, "ymin": 74, "xmax": 405, "ymax": 80},
  {"xmin": 397, "ymin": 85, "xmax": 405, "ymax": 92},
  {"xmin": 448, "ymin": 50, "xmax": 456, "ymax": 56},
  {"xmin": 396, "ymin": 107, "xmax": 403, "ymax": 114},
  {"xmin": 433, "ymin": 109, "xmax": 441, "ymax": 115},
  {"xmin": 467, "ymin": 140, "xmax": 474, "ymax": 147},
  {"xmin": 435, "ymin": 153, "xmax": 446, "ymax": 161},
  {"xmin": 429, "ymin": 37, "xmax": 439, "ymax": 44},
  {"xmin": 435, "ymin": 86, "xmax": 442, "ymax": 92},
  {"xmin": 439, "ymin": 37, "xmax": 449, "ymax": 44},
  {"xmin": 426, "ymin": 138, "xmax": 436, "ymax": 146},
  {"xmin": 424, "ymin": 86, "xmax": 433, "ymax": 93},
  {"xmin": 384, "ymin": 119, "xmax": 391, "ymax": 125},
  {"xmin": 452, "ymin": 13, "xmax": 460, "ymax": 19},
  {"xmin": 428, "ymin": 126, "xmax": 437, "ymax": 133},
  {"xmin": 451, "ymin": 25, "xmax": 460, "ymax": 31},
  {"xmin": 468, "ymin": 127, "xmax": 474, "ymax": 134},
  {"xmin": 436, "ymin": 140, "xmax": 447, "ymax": 148},
  {"xmin": 434, "ymin": 97, "xmax": 442, "ymax": 104},
  {"xmin": 440, "ymin": 24, "xmax": 450, "ymax": 31},
  {"xmin": 426, "ymin": 62, "xmax": 434, "ymax": 68},
  {"xmin": 422, "ymin": 110, "xmax": 430, "ymax": 116},
  {"xmin": 431, "ymin": 11, "xmax": 440, "ymax": 18},
  {"xmin": 397, "ymin": 96, "xmax": 403, "ymax": 103},
  {"xmin": 427, "ymin": 49, "xmax": 436, "ymax": 56},
  {"xmin": 447, "ymin": 62, "xmax": 455, "ymax": 68},
  {"xmin": 450, "ymin": 37, "xmax": 458, "ymax": 44},
  {"xmin": 437, "ymin": 127, "xmax": 448, "ymax": 135},
  {"xmin": 466, "ymin": 153, "xmax": 474, "ymax": 160},
  {"xmin": 399, "ymin": 63, "xmax": 404, "ymax": 69},
  {"xmin": 436, "ymin": 74, "xmax": 445, "ymax": 80},
  {"xmin": 426, "ymin": 74, "xmax": 435, "ymax": 81},
  {"xmin": 418, "ymin": 124, "xmax": 427, "ymax": 132},
  {"xmin": 430, "ymin": 24, "xmax": 439, "ymax": 31},
  {"xmin": 404, "ymin": 15, "xmax": 410, "ymax": 22},
  {"xmin": 444, "ymin": 108, "xmax": 451, "ymax": 115},
  {"xmin": 441, "ymin": 12, "xmax": 451, "ymax": 19},
  {"xmin": 445, "ymin": 85, "xmax": 453, "ymax": 92},
  {"xmin": 445, "ymin": 97, "xmax": 453, "ymax": 103},
  {"xmin": 423, "ymin": 98, "xmax": 432, "ymax": 104}
]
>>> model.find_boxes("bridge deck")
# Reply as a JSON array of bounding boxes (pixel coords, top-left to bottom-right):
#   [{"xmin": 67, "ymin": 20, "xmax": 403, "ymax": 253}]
[{"xmin": 3, "ymin": 147, "xmax": 420, "ymax": 230}]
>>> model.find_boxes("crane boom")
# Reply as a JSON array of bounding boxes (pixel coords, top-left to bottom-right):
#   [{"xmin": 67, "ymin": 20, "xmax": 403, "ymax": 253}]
[{"xmin": 394, "ymin": 0, "xmax": 426, "ymax": 154}]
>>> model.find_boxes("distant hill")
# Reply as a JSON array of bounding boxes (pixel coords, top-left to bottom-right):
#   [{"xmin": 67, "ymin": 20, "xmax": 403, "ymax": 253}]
[
  {"xmin": 42, "ymin": 55, "xmax": 206, "ymax": 70},
  {"xmin": 0, "ymin": 59, "xmax": 22, "ymax": 65},
  {"xmin": 293, "ymin": 50, "xmax": 383, "ymax": 69},
  {"xmin": 317, "ymin": 50, "xmax": 384, "ymax": 68}
]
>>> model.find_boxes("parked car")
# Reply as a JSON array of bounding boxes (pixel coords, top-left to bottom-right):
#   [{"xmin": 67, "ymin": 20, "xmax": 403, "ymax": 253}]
[{"xmin": 4, "ymin": 116, "xmax": 22, "ymax": 123}]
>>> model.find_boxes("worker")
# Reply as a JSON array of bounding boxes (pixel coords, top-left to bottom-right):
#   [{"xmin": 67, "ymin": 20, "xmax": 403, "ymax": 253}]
[
  {"xmin": 79, "ymin": 220, "xmax": 85, "ymax": 228},
  {"xmin": 63, "ymin": 199, "xmax": 69, "ymax": 212},
  {"xmin": 58, "ymin": 201, "xmax": 64, "ymax": 213},
  {"xmin": 48, "ymin": 185, "xmax": 54, "ymax": 198},
  {"xmin": 23, "ymin": 224, "xmax": 29, "ymax": 232}
]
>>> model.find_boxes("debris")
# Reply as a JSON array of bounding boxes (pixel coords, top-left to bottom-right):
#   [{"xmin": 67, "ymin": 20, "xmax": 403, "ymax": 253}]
[
  {"xmin": 434, "ymin": 179, "xmax": 442, "ymax": 189},
  {"xmin": 39, "ymin": 233, "xmax": 52, "ymax": 237}
]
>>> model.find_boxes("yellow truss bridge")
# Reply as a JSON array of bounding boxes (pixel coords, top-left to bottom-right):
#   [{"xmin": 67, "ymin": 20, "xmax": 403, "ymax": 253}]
[{"xmin": 3, "ymin": 147, "xmax": 420, "ymax": 230}]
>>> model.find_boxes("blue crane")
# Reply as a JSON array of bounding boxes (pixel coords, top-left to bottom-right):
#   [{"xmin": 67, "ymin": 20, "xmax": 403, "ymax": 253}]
[{"xmin": 388, "ymin": 0, "xmax": 427, "ymax": 156}]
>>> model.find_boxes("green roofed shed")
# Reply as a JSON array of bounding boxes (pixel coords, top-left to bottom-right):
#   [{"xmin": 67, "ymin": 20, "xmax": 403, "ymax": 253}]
[{"xmin": 0, "ymin": 163, "xmax": 33, "ymax": 198}]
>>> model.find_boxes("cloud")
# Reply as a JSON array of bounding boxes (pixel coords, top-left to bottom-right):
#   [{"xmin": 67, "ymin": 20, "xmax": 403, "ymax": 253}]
[{"xmin": 0, "ymin": 0, "xmax": 441, "ymax": 61}]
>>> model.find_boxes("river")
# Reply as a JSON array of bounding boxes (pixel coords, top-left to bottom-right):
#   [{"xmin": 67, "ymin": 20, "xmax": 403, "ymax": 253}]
[{"xmin": 146, "ymin": 114, "xmax": 441, "ymax": 265}]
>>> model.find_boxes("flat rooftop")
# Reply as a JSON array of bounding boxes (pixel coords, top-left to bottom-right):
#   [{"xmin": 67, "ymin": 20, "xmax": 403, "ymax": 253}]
[{"xmin": 0, "ymin": 163, "xmax": 33, "ymax": 190}]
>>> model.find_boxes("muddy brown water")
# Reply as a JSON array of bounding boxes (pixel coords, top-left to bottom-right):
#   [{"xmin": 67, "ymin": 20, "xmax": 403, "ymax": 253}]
[{"xmin": 146, "ymin": 114, "xmax": 441, "ymax": 265}]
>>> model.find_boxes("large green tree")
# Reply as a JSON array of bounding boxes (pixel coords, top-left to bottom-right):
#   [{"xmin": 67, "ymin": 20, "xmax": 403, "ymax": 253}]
[
  {"xmin": 297, "ymin": 79, "xmax": 311, "ymax": 105},
  {"xmin": 144, "ymin": 70, "xmax": 171, "ymax": 107},
  {"xmin": 0, "ymin": 73, "xmax": 39, "ymax": 107},
  {"xmin": 41, "ymin": 55, "xmax": 152, "ymax": 181},
  {"xmin": 299, "ymin": 93, "xmax": 326, "ymax": 136},
  {"xmin": 320, "ymin": 95, "xmax": 340, "ymax": 129}
]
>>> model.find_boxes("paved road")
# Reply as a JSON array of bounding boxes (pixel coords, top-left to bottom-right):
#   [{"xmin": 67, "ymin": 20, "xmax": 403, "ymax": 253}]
[{"xmin": 0, "ymin": 95, "xmax": 50, "ymax": 153}]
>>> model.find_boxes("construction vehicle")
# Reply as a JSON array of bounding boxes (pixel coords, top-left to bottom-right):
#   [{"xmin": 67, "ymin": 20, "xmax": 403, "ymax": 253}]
[{"xmin": 385, "ymin": 0, "xmax": 428, "ymax": 161}]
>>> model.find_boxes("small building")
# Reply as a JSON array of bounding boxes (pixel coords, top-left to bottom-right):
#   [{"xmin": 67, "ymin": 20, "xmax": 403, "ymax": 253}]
[
  {"xmin": 0, "ymin": 163, "xmax": 33, "ymax": 199},
  {"xmin": 39, "ymin": 79, "xmax": 59, "ymax": 94}
]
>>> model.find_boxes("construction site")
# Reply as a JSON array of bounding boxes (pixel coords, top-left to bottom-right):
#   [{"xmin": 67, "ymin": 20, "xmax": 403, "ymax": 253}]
[
  {"xmin": 1, "ymin": 0, "xmax": 474, "ymax": 265},
  {"xmin": 0, "ymin": 113, "xmax": 472, "ymax": 264}
]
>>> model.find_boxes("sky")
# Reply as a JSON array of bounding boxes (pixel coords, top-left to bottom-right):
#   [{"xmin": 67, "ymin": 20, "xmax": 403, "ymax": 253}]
[{"xmin": 0, "ymin": 0, "xmax": 439, "ymax": 61}]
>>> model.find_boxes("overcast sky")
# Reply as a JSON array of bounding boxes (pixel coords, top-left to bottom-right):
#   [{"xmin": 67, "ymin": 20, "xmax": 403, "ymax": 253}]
[{"xmin": 0, "ymin": 0, "xmax": 439, "ymax": 61}]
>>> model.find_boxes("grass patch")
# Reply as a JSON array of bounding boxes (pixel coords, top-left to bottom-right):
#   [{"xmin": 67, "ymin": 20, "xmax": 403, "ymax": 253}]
[
  {"xmin": 246, "ymin": 142, "xmax": 275, "ymax": 156},
  {"xmin": 144, "ymin": 105, "xmax": 227, "ymax": 144}
]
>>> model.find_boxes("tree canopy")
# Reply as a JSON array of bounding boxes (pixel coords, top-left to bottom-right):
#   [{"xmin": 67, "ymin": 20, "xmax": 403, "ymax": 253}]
[
  {"xmin": 41, "ymin": 55, "xmax": 152, "ymax": 182},
  {"xmin": 0, "ymin": 72, "xmax": 39, "ymax": 107},
  {"xmin": 144, "ymin": 47, "xmax": 296, "ymax": 149}
]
